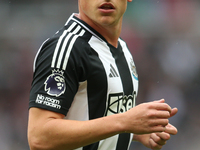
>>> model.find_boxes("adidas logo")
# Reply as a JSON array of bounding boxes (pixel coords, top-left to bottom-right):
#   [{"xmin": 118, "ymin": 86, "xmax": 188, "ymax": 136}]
[{"xmin": 109, "ymin": 64, "xmax": 119, "ymax": 78}]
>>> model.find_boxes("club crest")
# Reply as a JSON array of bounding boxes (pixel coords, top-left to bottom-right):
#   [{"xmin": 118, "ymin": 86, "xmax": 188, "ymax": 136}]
[
  {"xmin": 44, "ymin": 69, "xmax": 66, "ymax": 97},
  {"xmin": 130, "ymin": 58, "xmax": 138, "ymax": 80}
]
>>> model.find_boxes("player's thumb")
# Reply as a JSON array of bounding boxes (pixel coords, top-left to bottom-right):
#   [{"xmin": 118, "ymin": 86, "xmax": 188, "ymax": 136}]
[
  {"xmin": 165, "ymin": 123, "xmax": 178, "ymax": 135},
  {"xmin": 170, "ymin": 107, "xmax": 178, "ymax": 117}
]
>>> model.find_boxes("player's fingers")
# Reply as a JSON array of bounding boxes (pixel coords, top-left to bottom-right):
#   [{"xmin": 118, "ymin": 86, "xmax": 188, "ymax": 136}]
[
  {"xmin": 170, "ymin": 107, "xmax": 178, "ymax": 117},
  {"xmin": 150, "ymin": 124, "xmax": 167, "ymax": 133},
  {"xmin": 153, "ymin": 99, "xmax": 165, "ymax": 103},
  {"xmin": 150, "ymin": 102, "xmax": 172, "ymax": 114},
  {"xmin": 151, "ymin": 133, "xmax": 168, "ymax": 146},
  {"xmin": 165, "ymin": 123, "xmax": 178, "ymax": 135},
  {"xmin": 155, "ymin": 132, "xmax": 171, "ymax": 141},
  {"xmin": 155, "ymin": 110, "xmax": 171, "ymax": 118},
  {"xmin": 149, "ymin": 137, "xmax": 163, "ymax": 150},
  {"xmin": 151, "ymin": 119, "xmax": 169, "ymax": 127}
]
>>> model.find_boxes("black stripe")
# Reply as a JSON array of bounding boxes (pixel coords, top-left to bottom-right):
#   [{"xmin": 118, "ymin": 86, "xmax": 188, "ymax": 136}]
[
  {"xmin": 82, "ymin": 48, "xmax": 108, "ymax": 150},
  {"xmin": 116, "ymin": 133, "xmax": 131, "ymax": 150},
  {"xmin": 110, "ymin": 44, "xmax": 133, "ymax": 96},
  {"xmin": 87, "ymin": 48, "xmax": 108, "ymax": 120},
  {"xmin": 110, "ymin": 43, "xmax": 134, "ymax": 150},
  {"xmin": 83, "ymin": 142, "xmax": 99, "ymax": 150}
]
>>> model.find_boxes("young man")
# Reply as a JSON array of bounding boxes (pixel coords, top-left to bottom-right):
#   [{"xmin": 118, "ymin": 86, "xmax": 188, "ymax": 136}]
[{"xmin": 28, "ymin": 0, "xmax": 178, "ymax": 150}]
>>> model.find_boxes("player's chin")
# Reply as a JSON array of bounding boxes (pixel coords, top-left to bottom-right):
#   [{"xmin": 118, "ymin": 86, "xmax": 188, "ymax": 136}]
[{"xmin": 99, "ymin": 18, "xmax": 118, "ymax": 27}]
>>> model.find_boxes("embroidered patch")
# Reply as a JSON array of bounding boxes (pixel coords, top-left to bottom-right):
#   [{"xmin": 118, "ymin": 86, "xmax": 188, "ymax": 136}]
[
  {"xmin": 44, "ymin": 69, "xmax": 66, "ymax": 97},
  {"xmin": 130, "ymin": 58, "xmax": 138, "ymax": 80}
]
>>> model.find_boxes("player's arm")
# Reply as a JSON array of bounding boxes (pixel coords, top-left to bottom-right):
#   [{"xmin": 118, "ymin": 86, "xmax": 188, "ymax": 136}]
[
  {"xmin": 28, "ymin": 99, "xmax": 176, "ymax": 150},
  {"xmin": 28, "ymin": 107, "xmax": 125, "ymax": 150}
]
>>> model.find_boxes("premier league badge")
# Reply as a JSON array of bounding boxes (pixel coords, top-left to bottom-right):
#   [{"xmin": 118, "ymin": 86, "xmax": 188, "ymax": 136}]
[{"xmin": 44, "ymin": 69, "xmax": 66, "ymax": 97}]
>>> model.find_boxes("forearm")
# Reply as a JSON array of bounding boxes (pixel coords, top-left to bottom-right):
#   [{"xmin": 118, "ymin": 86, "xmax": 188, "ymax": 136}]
[
  {"xmin": 28, "ymin": 110, "xmax": 124, "ymax": 150},
  {"xmin": 43, "ymin": 117, "xmax": 123, "ymax": 149}
]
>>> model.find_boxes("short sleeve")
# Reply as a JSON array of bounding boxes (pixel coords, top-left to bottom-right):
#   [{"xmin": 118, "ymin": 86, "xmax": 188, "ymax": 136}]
[{"xmin": 29, "ymin": 38, "xmax": 80, "ymax": 116}]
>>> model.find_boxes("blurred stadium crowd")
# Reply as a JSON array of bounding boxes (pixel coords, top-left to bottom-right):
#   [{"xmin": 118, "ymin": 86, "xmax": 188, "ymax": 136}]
[{"xmin": 0, "ymin": 0, "xmax": 200, "ymax": 149}]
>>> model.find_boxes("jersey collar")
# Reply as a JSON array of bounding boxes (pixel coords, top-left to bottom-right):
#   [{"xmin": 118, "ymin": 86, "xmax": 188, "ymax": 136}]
[{"xmin": 66, "ymin": 13, "xmax": 110, "ymax": 43}]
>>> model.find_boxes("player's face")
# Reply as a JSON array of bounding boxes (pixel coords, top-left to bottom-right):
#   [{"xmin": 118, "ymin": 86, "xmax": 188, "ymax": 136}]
[{"xmin": 78, "ymin": 0, "xmax": 132, "ymax": 27}]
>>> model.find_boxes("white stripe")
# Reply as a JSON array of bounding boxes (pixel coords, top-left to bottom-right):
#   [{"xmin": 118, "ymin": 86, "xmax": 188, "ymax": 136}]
[
  {"xmin": 56, "ymin": 25, "xmax": 81, "ymax": 69},
  {"xmin": 98, "ymin": 135, "xmax": 119, "ymax": 150},
  {"xmin": 62, "ymin": 29, "xmax": 85, "ymax": 70},
  {"xmin": 51, "ymin": 22, "xmax": 77, "ymax": 68},
  {"xmin": 74, "ymin": 148, "xmax": 83, "ymax": 150},
  {"xmin": 51, "ymin": 30, "xmax": 67, "ymax": 68},
  {"xmin": 88, "ymin": 36, "xmax": 126, "ymax": 150},
  {"xmin": 65, "ymin": 13, "xmax": 75, "ymax": 26},
  {"xmin": 72, "ymin": 17, "xmax": 103, "ymax": 42},
  {"xmin": 65, "ymin": 81, "xmax": 88, "ymax": 121},
  {"xmin": 118, "ymin": 39, "xmax": 139, "ymax": 96},
  {"xmin": 129, "ymin": 133, "xmax": 134, "ymax": 149}
]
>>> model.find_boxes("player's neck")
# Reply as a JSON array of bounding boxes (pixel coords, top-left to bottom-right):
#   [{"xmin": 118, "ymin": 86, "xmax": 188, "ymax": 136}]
[
  {"xmin": 99, "ymin": 24, "xmax": 122, "ymax": 48},
  {"xmin": 76, "ymin": 13, "xmax": 122, "ymax": 48}
]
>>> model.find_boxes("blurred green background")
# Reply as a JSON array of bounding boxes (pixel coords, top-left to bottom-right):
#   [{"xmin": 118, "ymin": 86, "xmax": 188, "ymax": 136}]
[{"xmin": 0, "ymin": 0, "xmax": 200, "ymax": 149}]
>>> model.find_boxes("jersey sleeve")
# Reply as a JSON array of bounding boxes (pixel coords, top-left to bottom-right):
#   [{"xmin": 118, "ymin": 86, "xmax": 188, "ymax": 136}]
[{"xmin": 29, "ymin": 37, "xmax": 82, "ymax": 116}]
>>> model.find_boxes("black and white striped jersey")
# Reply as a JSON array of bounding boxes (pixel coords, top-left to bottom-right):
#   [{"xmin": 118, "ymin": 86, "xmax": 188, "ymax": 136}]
[{"xmin": 29, "ymin": 13, "xmax": 139, "ymax": 150}]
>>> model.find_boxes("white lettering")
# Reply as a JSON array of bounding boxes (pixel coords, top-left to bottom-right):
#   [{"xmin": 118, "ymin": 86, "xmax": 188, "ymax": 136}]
[
  {"xmin": 126, "ymin": 98, "xmax": 133, "ymax": 111},
  {"xmin": 36, "ymin": 99, "xmax": 43, "ymax": 104},
  {"xmin": 35, "ymin": 94, "xmax": 61, "ymax": 109},
  {"xmin": 43, "ymin": 101, "xmax": 61, "ymax": 109},
  {"xmin": 45, "ymin": 97, "xmax": 60, "ymax": 104}
]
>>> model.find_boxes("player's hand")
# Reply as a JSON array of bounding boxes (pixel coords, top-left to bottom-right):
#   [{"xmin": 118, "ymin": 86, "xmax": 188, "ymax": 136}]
[
  {"xmin": 122, "ymin": 99, "xmax": 176, "ymax": 134},
  {"xmin": 131, "ymin": 104, "xmax": 178, "ymax": 149},
  {"xmin": 148, "ymin": 132, "xmax": 169, "ymax": 150},
  {"xmin": 134, "ymin": 123, "xmax": 177, "ymax": 150},
  {"xmin": 149, "ymin": 122, "xmax": 177, "ymax": 150}
]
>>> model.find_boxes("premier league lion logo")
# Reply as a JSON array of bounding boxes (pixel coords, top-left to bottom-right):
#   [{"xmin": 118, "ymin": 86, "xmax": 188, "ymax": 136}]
[{"xmin": 44, "ymin": 69, "xmax": 66, "ymax": 97}]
